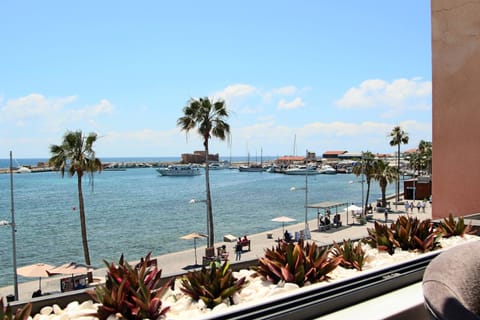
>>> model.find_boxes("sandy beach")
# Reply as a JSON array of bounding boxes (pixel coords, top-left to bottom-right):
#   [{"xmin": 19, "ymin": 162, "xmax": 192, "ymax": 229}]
[{"xmin": 0, "ymin": 197, "xmax": 432, "ymax": 302}]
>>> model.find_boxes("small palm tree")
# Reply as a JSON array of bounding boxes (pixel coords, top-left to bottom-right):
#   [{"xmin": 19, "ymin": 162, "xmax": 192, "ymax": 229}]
[
  {"xmin": 49, "ymin": 130, "xmax": 102, "ymax": 282},
  {"xmin": 389, "ymin": 126, "xmax": 409, "ymax": 204},
  {"xmin": 372, "ymin": 159, "xmax": 398, "ymax": 208},
  {"xmin": 352, "ymin": 151, "xmax": 375, "ymax": 215},
  {"xmin": 178, "ymin": 97, "xmax": 230, "ymax": 248}
]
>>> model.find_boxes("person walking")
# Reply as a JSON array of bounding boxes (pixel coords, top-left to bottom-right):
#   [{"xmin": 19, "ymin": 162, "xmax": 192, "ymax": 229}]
[{"xmin": 235, "ymin": 241, "xmax": 242, "ymax": 261}]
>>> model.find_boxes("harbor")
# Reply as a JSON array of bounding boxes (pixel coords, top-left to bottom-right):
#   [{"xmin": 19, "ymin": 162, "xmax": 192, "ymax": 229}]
[{"xmin": 0, "ymin": 161, "xmax": 397, "ymax": 288}]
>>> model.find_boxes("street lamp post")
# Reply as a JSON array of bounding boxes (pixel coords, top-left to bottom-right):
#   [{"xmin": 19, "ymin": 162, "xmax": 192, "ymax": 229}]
[
  {"xmin": 290, "ymin": 171, "xmax": 309, "ymax": 238},
  {"xmin": 1, "ymin": 151, "xmax": 19, "ymax": 300},
  {"xmin": 190, "ymin": 198, "xmax": 209, "ymax": 244}
]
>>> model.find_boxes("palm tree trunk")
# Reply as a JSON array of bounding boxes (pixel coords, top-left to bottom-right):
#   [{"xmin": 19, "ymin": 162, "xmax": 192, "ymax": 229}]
[
  {"xmin": 77, "ymin": 173, "xmax": 93, "ymax": 283},
  {"xmin": 364, "ymin": 179, "xmax": 372, "ymax": 214},
  {"xmin": 204, "ymin": 141, "xmax": 214, "ymax": 248},
  {"xmin": 397, "ymin": 144, "xmax": 400, "ymax": 203},
  {"xmin": 381, "ymin": 180, "xmax": 387, "ymax": 208}
]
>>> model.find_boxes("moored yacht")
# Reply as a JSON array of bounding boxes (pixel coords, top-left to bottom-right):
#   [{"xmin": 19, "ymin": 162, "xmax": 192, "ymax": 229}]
[{"xmin": 156, "ymin": 164, "xmax": 201, "ymax": 176}]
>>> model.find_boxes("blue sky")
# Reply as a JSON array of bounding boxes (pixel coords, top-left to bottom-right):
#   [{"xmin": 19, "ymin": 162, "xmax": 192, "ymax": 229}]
[{"xmin": 0, "ymin": 1, "xmax": 432, "ymax": 159}]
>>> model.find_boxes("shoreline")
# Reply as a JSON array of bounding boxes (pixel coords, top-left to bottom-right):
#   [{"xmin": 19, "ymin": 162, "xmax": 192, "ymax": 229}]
[{"xmin": 0, "ymin": 194, "xmax": 432, "ymax": 302}]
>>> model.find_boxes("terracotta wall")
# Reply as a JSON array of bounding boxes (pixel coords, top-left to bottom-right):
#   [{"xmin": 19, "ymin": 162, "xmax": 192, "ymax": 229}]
[{"xmin": 432, "ymin": 0, "xmax": 480, "ymax": 218}]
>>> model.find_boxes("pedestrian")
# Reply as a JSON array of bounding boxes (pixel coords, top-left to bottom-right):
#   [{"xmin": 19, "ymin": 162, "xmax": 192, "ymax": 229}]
[
  {"xmin": 416, "ymin": 202, "xmax": 421, "ymax": 213},
  {"xmin": 384, "ymin": 208, "xmax": 388, "ymax": 223},
  {"xmin": 421, "ymin": 201, "xmax": 426, "ymax": 213},
  {"xmin": 235, "ymin": 241, "xmax": 242, "ymax": 261},
  {"xmin": 404, "ymin": 201, "xmax": 409, "ymax": 213},
  {"xmin": 410, "ymin": 202, "xmax": 414, "ymax": 213}
]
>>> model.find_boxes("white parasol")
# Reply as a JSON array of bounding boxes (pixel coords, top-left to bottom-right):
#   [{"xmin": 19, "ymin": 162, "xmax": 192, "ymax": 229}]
[{"xmin": 271, "ymin": 216, "xmax": 296, "ymax": 232}]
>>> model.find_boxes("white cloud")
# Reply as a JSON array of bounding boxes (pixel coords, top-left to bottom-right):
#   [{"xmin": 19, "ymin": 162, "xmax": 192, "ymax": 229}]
[
  {"xmin": 278, "ymin": 97, "xmax": 305, "ymax": 110},
  {"xmin": 0, "ymin": 93, "xmax": 77, "ymax": 120},
  {"xmin": 271, "ymin": 85, "xmax": 297, "ymax": 96},
  {"xmin": 212, "ymin": 84, "xmax": 257, "ymax": 101},
  {"xmin": 335, "ymin": 78, "xmax": 432, "ymax": 117},
  {"xmin": 70, "ymin": 99, "xmax": 114, "ymax": 120}
]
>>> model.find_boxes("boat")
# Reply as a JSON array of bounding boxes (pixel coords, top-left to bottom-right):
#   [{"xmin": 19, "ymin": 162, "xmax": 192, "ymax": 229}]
[
  {"xmin": 208, "ymin": 162, "xmax": 225, "ymax": 170},
  {"xmin": 318, "ymin": 165, "xmax": 337, "ymax": 174},
  {"xmin": 239, "ymin": 149, "xmax": 266, "ymax": 172},
  {"xmin": 156, "ymin": 164, "xmax": 201, "ymax": 176},
  {"xmin": 284, "ymin": 165, "xmax": 320, "ymax": 175},
  {"xmin": 238, "ymin": 164, "xmax": 266, "ymax": 172},
  {"xmin": 15, "ymin": 166, "xmax": 32, "ymax": 174}
]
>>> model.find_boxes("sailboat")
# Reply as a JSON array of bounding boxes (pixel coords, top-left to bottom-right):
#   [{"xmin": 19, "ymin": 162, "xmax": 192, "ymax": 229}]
[{"xmin": 238, "ymin": 148, "xmax": 266, "ymax": 172}]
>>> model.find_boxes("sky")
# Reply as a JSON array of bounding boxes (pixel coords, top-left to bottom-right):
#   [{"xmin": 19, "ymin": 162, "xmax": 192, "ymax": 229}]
[{"xmin": 0, "ymin": 1, "xmax": 432, "ymax": 159}]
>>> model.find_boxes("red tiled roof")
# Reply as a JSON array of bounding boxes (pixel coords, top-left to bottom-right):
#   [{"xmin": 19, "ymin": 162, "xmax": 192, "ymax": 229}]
[
  {"xmin": 323, "ymin": 151, "xmax": 347, "ymax": 155},
  {"xmin": 277, "ymin": 156, "xmax": 305, "ymax": 161}
]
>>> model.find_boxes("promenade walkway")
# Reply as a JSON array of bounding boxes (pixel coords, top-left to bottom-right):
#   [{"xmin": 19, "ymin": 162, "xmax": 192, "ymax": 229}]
[{"xmin": 0, "ymin": 197, "xmax": 432, "ymax": 302}]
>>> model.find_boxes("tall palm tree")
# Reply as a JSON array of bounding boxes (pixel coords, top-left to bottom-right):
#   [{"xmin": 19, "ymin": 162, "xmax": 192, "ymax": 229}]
[
  {"xmin": 49, "ymin": 130, "xmax": 102, "ymax": 282},
  {"xmin": 352, "ymin": 151, "xmax": 375, "ymax": 215},
  {"xmin": 372, "ymin": 159, "xmax": 398, "ymax": 208},
  {"xmin": 389, "ymin": 126, "xmax": 409, "ymax": 204},
  {"xmin": 177, "ymin": 97, "xmax": 230, "ymax": 248}
]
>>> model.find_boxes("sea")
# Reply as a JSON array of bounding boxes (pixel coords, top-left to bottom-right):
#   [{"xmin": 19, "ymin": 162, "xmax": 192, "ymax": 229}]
[{"xmin": 0, "ymin": 157, "xmax": 394, "ymax": 287}]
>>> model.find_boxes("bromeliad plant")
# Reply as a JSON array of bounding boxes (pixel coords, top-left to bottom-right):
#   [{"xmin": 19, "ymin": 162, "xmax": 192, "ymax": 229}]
[
  {"xmin": 366, "ymin": 221, "xmax": 399, "ymax": 255},
  {"xmin": 0, "ymin": 298, "xmax": 31, "ymax": 320},
  {"xmin": 392, "ymin": 216, "xmax": 441, "ymax": 253},
  {"xmin": 255, "ymin": 240, "xmax": 341, "ymax": 287},
  {"xmin": 437, "ymin": 213, "xmax": 477, "ymax": 238},
  {"xmin": 180, "ymin": 261, "xmax": 246, "ymax": 309},
  {"xmin": 331, "ymin": 239, "xmax": 366, "ymax": 271},
  {"xmin": 367, "ymin": 216, "xmax": 441, "ymax": 255},
  {"xmin": 90, "ymin": 252, "xmax": 173, "ymax": 320}
]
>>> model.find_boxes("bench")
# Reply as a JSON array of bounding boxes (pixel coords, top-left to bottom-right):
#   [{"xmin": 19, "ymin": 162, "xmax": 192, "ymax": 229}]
[{"xmin": 239, "ymin": 240, "xmax": 251, "ymax": 251}]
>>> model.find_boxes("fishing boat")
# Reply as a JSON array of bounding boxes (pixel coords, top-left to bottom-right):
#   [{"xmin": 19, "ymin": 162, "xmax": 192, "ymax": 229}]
[{"xmin": 156, "ymin": 164, "xmax": 201, "ymax": 176}]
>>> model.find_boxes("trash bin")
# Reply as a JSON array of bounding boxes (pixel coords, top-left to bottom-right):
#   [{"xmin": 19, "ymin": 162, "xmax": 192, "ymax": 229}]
[{"xmin": 6, "ymin": 294, "xmax": 15, "ymax": 302}]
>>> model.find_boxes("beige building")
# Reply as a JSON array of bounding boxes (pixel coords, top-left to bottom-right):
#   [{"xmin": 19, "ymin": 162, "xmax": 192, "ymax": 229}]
[{"xmin": 432, "ymin": 0, "xmax": 480, "ymax": 219}]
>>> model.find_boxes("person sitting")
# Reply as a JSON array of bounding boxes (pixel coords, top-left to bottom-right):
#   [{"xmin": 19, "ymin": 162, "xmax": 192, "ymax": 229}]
[
  {"xmin": 333, "ymin": 213, "xmax": 342, "ymax": 227},
  {"xmin": 32, "ymin": 289, "xmax": 42, "ymax": 298},
  {"xmin": 325, "ymin": 214, "xmax": 331, "ymax": 226},
  {"xmin": 284, "ymin": 230, "xmax": 293, "ymax": 242},
  {"xmin": 242, "ymin": 235, "xmax": 248, "ymax": 243},
  {"xmin": 319, "ymin": 216, "xmax": 326, "ymax": 226}
]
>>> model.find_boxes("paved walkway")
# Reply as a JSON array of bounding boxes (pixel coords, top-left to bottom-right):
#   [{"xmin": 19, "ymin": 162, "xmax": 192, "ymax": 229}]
[{"xmin": 0, "ymin": 197, "xmax": 432, "ymax": 302}]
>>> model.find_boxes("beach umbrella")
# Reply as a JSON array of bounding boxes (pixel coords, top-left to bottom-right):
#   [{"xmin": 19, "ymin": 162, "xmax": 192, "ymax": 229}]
[
  {"xmin": 271, "ymin": 216, "xmax": 296, "ymax": 232},
  {"xmin": 180, "ymin": 232, "xmax": 208, "ymax": 266},
  {"xmin": 47, "ymin": 262, "xmax": 95, "ymax": 276},
  {"xmin": 17, "ymin": 263, "xmax": 55, "ymax": 291},
  {"xmin": 344, "ymin": 205, "xmax": 363, "ymax": 214}
]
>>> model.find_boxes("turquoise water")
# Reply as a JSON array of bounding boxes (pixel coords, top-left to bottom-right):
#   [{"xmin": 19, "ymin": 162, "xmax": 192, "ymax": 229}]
[{"xmin": 0, "ymin": 165, "xmax": 394, "ymax": 287}]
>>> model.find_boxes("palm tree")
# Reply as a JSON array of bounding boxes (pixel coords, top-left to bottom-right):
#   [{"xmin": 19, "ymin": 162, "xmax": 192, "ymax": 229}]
[
  {"xmin": 352, "ymin": 151, "xmax": 375, "ymax": 215},
  {"xmin": 48, "ymin": 130, "xmax": 102, "ymax": 282},
  {"xmin": 177, "ymin": 97, "xmax": 230, "ymax": 248},
  {"xmin": 418, "ymin": 140, "xmax": 432, "ymax": 175},
  {"xmin": 389, "ymin": 126, "xmax": 409, "ymax": 204},
  {"xmin": 372, "ymin": 159, "xmax": 398, "ymax": 208}
]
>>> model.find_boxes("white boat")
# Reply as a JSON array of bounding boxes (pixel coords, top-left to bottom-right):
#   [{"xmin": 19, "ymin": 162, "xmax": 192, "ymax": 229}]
[
  {"xmin": 318, "ymin": 165, "xmax": 337, "ymax": 174},
  {"xmin": 208, "ymin": 162, "xmax": 225, "ymax": 170},
  {"xmin": 284, "ymin": 165, "xmax": 320, "ymax": 175},
  {"xmin": 156, "ymin": 164, "xmax": 201, "ymax": 176},
  {"xmin": 15, "ymin": 166, "xmax": 32, "ymax": 174}
]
